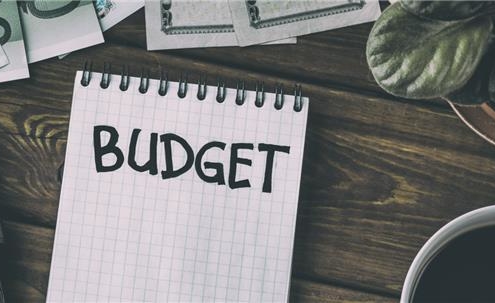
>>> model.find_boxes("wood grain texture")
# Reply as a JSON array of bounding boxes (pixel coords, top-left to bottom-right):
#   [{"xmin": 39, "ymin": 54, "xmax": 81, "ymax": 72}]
[
  {"xmin": 0, "ymin": 43, "xmax": 478, "ymax": 142},
  {"xmin": 1, "ymin": 221, "xmax": 52, "ymax": 302},
  {"xmin": 0, "ymin": 220, "xmax": 395, "ymax": 302},
  {"xmin": 104, "ymin": 9, "xmax": 381, "ymax": 96},
  {"xmin": 104, "ymin": 8, "xmax": 443, "ymax": 108},
  {"xmin": 1, "ymin": 82, "xmax": 495, "ymax": 295},
  {"xmin": 0, "ymin": 133, "xmax": 64, "ymax": 225},
  {"xmin": 1, "ymin": 5, "xmax": 495, "ymax": 301},
  {"xmin": 290, "ymin": 279, "xmax": 395, "ymax": 303}
]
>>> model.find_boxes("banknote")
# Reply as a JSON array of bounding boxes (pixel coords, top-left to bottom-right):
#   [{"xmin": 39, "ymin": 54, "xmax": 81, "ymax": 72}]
[
  {"xmin": 59, "ymin": 0, "xmax": 144, "ymax": 59},
  {"xmin": 95, "ymin": 0, "xmax": 144, "ymax": 31},
  {"xmin": 19, "ymin": 0, "xmax": 104, "ymax": 63},
  {"xmin": 145, "ymin": 0, "xmax": 295, "ymax": 50},
  {"xmin": 0, "ymin": 0, "xmax": 29, "ymax": 82},
  {"xmin": 229, "ymin": 0, "xmax": 381, "ymax": 46},
  {"xmin": 0, "ymin": 45, "xmax": 8, "ymax": 69}
]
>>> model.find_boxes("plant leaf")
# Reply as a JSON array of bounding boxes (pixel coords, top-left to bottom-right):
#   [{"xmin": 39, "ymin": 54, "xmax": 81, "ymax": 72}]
[
  {"xmin": 366, "ymin": 3, "xmax": 493, "ymax": 99},
  {"xmin": 401, "ymin": 0, "xmax": 494, "ymax": 21},
  {"xmin": 448, "ymin": 45, "xmax": 495, "ymax": 105}
]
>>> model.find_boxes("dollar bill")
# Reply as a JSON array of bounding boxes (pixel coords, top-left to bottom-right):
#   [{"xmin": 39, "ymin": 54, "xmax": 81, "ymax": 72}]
[
  {"xmin": 229, "ymin": 0, "xmax": 381, "ymax": 46},
  {"xmin": 59, "ymin": 0, "xmax": 144, "ymax": 59},
  {"xmin": 0, "ymin": 45, "xmax": 8, "ymax": 69},
  {"xmin": 145, "ymin": 0, "xmax": 295, "ymax": 50},
  {"xmin": 19, "ymin": 0, "xmax": 104, "ymax": 63},
  {"xmin": 0, "ymin": 0, "xmax": 29, "ymax": 82},
  {"xmin": 95, "ymin": 0, "xmax": 144, "ymax": 31}
]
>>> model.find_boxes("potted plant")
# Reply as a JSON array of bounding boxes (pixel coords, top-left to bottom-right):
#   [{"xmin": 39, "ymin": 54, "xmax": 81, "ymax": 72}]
[{"xmin": 367, "ymin": 1, "xmax": 495, "ymax": 106}]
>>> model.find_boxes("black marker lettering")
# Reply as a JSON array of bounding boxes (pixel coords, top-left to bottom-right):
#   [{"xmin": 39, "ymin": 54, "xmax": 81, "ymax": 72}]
[
  {"xmin": 128, "ymin": 129, "xmax": 158, "ymax": 175},
  {"xmin": 93, "ymin": 125, "xmax": 124, "ymax": 172},
  {"xmin": 92, "ymin": 125, "xmax": 292, "ymax": 193},
  {"xmin": 160, "ymin": 133, "xmax": 194, "ymax": 179},
  {"xmin": 195, "ymin": 141, "xmax": 226, "ymax": 185},
  {"xmin": 229, "ymin": 143, "xmax": 253, "ymax": 189},
  {"xmin": 258, "ymin": 143, "xmax": 290, "ymax": 193}
]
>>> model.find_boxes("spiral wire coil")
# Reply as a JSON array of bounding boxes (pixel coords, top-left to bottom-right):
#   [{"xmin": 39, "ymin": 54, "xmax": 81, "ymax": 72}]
[{"xmin": 81, "ymin": 62, "xmax": 304, "ymax": 112}]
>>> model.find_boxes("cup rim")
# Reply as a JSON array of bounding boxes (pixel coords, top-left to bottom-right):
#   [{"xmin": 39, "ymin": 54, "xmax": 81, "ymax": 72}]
[{"xmin": 400, "ymin": 205, "xmax": 495, "ymax": 303}]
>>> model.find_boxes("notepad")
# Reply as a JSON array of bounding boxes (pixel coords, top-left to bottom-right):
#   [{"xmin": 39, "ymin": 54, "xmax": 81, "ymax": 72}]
[{"xmin": 47, "ymin": 70, "xmax": 308, "ymax": 302}]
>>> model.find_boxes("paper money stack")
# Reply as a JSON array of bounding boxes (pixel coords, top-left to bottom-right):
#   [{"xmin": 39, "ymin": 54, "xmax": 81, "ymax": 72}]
[
  {"xmin": 145, "ymin": 0, "xmax": 381, "ymax": 50},
  {"xmin": 0, "ymin": 0, "xmax": 143, "ymax": 83},
  {"xmin": 0, "ymin": 0, "xmax": 381, "ymax": 83}
]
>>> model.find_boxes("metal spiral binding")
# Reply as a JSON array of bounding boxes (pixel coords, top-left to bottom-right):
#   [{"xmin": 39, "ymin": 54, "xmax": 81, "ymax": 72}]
[
  {"xmin": 139, "ymin": 69, "xmax": 150, "ymax": 94},
  {"xmin": 197, "ymin": 75, "xmax": 207, "ymax": 101},
  {"xmin": 80, "ymin": 61, "xmax": 92, "ymax": 87},
  {"xmin": 274, "ymin": 84, "xmax": 284, "ymax": 110},
  {"xmin": 216, "ymin": 79, "xmax": 226, "ymax": 103},
  {"xmin": 100, "ymin": 62, "xmax": 111, "ymax": 89},
  {"xmin": 255, "ymin": 81, "xmax": 264, "ymax": 108},
  {"xmin": 158, "ymin": 69, "xmax": 168, "ymax": 96},
  {"xmin": 177, "ymin": 73, "xmax": 188, "ymax": 98},
  {"xmin": 235, "ymin": 80, "xmax": 246, "ymax": 105},
  {"xmin": 293, "ymin": 84, "xmax": 303, "ymax": 112},
  {"xmin": 120, "ymin": 65, "xmax": 130, "ymax": 91},
  {"xmin": 80, "ymin": 62, "xmax": 304, "ymax": 112}
]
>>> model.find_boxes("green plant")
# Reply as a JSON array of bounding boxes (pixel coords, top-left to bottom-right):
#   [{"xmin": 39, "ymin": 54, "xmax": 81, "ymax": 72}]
[{"xmin": 366, "ymin": 1, "xmax": 495, "ymax": 105}]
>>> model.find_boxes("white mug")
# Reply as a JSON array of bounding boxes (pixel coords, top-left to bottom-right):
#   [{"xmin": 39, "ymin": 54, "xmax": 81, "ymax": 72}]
[{"xmin": 400, "ymin": 205, "xmax": 495, "ymax": 302}]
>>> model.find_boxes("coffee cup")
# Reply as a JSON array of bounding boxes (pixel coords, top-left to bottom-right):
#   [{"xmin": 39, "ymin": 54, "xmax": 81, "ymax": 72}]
[{"xmin": 401, "ymin": 205, "xmax": 495, "ymax": 302}]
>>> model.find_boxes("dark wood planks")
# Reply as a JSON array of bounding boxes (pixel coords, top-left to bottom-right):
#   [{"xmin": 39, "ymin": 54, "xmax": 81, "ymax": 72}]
[
  {"xmin": 1, "ymin": 221, "xmax": 52, "ymax": 302},
  {"xmin": 0, "ymin": 220, "xmax": 395, "ymax": 302},
  {"xmin": 290, "ymin": 278, "xmax": 396, "ymax": 302},
  {"xmin": 104, "ymin": 9, "xmax": 382, "ymax": 96},
  {"xmin": 0, "ymin": 133, "xmax": 64, "ymax": 225},
  {"xmin": 103, "ymin": 8, "xmax": 443, "ymax": 109},
  {"xmin": 1, "ymin": 7, "xmax": 495, "ymax": 300},
  {"xmin": 0, "ymin": 43, "xmax": 481, "ymax": 143},
  {"xmin": 1, "ymin": 64, "xmax": 495, "ymax": 295}
]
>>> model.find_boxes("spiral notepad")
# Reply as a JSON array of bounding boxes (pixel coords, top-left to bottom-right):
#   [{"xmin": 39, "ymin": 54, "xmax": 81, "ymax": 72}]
[{"xmin": 47, "ymin": 65, "xmax": 308, "ymax": 302}]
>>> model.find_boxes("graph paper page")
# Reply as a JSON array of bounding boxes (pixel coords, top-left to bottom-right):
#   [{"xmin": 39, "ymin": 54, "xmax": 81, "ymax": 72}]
[{"xmin": 47, "ymin": 71, "xmax": 309, "ymax": 302}]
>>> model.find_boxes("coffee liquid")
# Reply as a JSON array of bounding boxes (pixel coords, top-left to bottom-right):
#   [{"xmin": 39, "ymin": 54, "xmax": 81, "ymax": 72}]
[{"xmin": 412, "ymin": 226, "xmax": 495, "ymax": 303}]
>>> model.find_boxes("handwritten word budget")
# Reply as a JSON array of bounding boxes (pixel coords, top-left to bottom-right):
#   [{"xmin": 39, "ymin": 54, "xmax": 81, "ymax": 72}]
[
  {"xmin": 47, "ymin": 70, "xmax": 308, "ymax": 302},
  {"xmin": 93, "ymin": 126, "xmax": 291, "ymax": 193}
]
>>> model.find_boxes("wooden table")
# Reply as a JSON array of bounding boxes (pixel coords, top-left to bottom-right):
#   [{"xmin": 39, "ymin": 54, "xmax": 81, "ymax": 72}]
[{"xmin": 1, "ymin": 9, "xmax": 495, "ymax": 302}]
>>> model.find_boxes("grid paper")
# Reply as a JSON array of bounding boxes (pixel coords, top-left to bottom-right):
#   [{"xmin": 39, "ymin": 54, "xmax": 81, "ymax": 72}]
[{"xmin": 47, "ymin": 71, "xmax": 309, "ymax": 303}]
